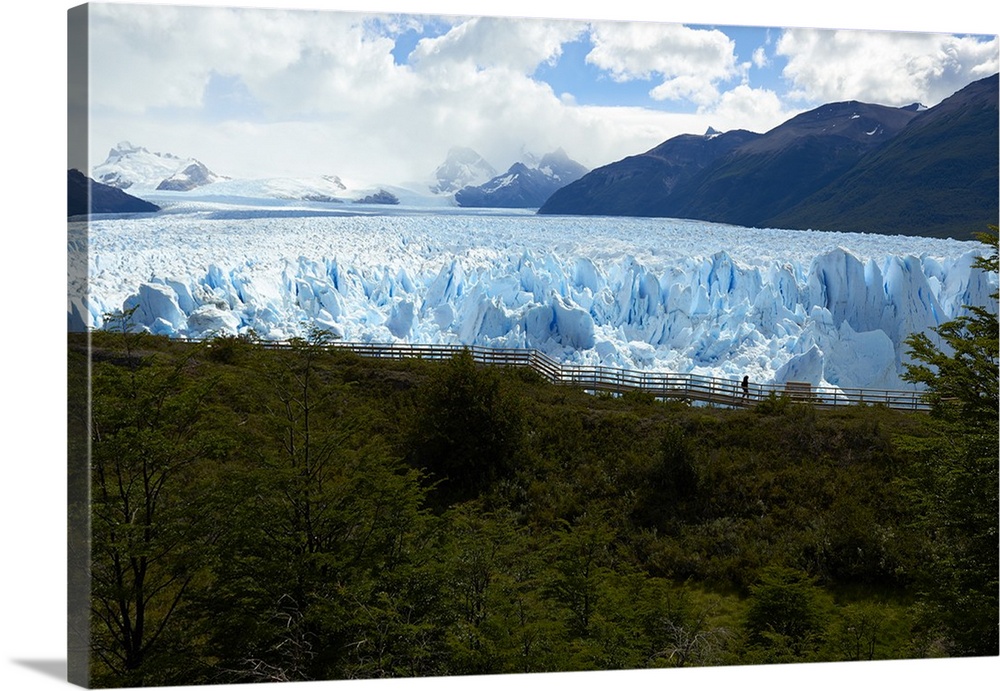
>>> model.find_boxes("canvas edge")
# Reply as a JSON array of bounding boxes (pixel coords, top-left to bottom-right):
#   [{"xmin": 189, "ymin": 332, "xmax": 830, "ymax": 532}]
[{"xmin": 67, "ymin": 3, "xmax": 92, "ymax": 688}]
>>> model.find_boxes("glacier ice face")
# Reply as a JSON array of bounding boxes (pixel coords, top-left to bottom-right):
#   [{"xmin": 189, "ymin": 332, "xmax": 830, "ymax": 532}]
[
  {"xmin": 122, "ymin": 282, "xmax": 186, "ymax": 333},
  {"xmin": 77, "ymin": 201, "xmax": 997, "ymax": 391}
]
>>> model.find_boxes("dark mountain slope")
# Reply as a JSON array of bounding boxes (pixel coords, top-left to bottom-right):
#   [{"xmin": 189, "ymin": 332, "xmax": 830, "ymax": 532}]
[
  {"xmin": 455, "ymin": 163, "xmax": 556, "ymax": 207},
  {"xmin": 68, "ymin": 169, "xmax": 160, "ymax": 217},
  {"xmin": 156, "ymin": 160, "xmax": 217, "ymax": 191},
  {"xmin": 769, "ymin": 74, "xmax": 999, "ymax": 238},
  {"xmin": 538, "ymin": 75, "xmax": 997, "ymax": 239},
  {"xmin": 670, "ymin": 102, "xmax": 920, "ymax": 227},
  {"xmin": 538, "ymin": 129, "xmax": 758, "ymax": 216}
]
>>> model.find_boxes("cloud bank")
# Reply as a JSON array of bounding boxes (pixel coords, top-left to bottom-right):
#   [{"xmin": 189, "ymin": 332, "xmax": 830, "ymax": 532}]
[{"xmin": 83, "ymin": 4, "xmax": 999, "ymax": 186}]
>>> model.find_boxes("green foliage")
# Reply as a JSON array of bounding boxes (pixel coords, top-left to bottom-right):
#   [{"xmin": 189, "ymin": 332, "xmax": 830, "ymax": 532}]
[
  {"xmin": 79, "ymin": 330, "xmax": 983, "ymax": 685},
  {"xmin": 204, "ymin": 330, "xmax": 259, "ymax": 364},
  {"xmin": 824, "ymin": 602, "xmax": 899, "ymax": 661},
  {"xmin": 899, "ymin": 228, "xmax": 999, "ymax": 656},
  {"xmin": 742, "ymin": 567, "xmax": 831, "ymax": 662},
  {"xmin": 753, "ymin": 391, "xmax": 791, "ymax": 415},
  {"xmin": 903, "ymin": 228, "xmax": 998, "ymax": 425},
  {"xmin": 197, "ymin": 331, "xmax": 437, "ymax": 682},
  {"xmin": 900, "ymin": 423, "xmax": 999, "ymax": 657},
  {"xmin": 89, "ymin": 310, "xmax": 228, "ymax": 685},
  {"xmin": 407, "ymin": 349, "xmax": 526, "ymax": 506},
  {"xmin": 629, "ymin": 425, "xmax": 699, "ymax": 529},
  {"xmin": 643, "ymin": 585, "xmax": 733, "ymax": 668},
  {"xmin": 544, "ymin": 511, "xmax": 617, "ymax": 640}
]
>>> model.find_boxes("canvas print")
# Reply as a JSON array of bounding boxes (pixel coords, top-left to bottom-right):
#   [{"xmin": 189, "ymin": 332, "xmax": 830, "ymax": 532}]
[{"xmin": 67, "ymin": 1, "xmax": 999, "ymax": 688}]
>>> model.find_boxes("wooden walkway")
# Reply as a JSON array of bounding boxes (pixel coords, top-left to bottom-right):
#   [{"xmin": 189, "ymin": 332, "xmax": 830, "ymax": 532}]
[{"xmin": 283, "ymin": 341, "xmax": 931, "ymax": 413}]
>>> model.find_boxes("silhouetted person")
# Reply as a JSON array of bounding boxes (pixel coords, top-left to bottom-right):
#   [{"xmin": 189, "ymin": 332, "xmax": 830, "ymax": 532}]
[{"xmin": 741, "ymin": 375, "xmax": 750, "ymax": 400}]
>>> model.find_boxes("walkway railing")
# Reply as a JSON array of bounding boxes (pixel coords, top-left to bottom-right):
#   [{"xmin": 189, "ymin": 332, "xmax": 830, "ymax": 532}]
[{"xmin": 246, "ymin": 339, "xmax": 931, "ymax": 412}]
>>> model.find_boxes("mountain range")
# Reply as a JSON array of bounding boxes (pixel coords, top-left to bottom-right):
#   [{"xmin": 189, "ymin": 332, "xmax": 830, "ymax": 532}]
[
  {"xmin": 82, "ymin": 140, "xmax": 585, "ymax": 210},
  {"xmin": 430, "ymin": 146, "xmax": 498, "ymax": 195},
  {"xmin": 454, "ymin": 148, "xmax": 589, "ymax": 208},
  {"xmin": 539, "ymin": 74, "xmax": 999, "ymax": 240},
  {"xmin": 74, "ymin": 74, "xmax": 997, "ymax": 235},
  {"xmin": 92, "ymin": 141, "xmax": 224, "ymax": 191},
  {"xmin": 84, "ymin": 142, "xmax": 413, "ymax": 208}
]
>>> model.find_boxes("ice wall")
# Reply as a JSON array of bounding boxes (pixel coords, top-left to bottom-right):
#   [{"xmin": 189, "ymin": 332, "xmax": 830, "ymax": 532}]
[{"xmin": 80, "ymin": 208, "xmax": 996, "ymax": 391}]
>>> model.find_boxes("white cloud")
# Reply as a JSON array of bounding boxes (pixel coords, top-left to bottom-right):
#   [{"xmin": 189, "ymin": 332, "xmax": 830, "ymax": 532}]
[
  {"xmin": 700, "ymin": 85, "xmax": 795, "ymax": 134},
  {"xmin": 585, "ymin": 21, "xmax": 739, "ymax": 104},
  {"xmin": 89, "ymin": 4, "xmax": 411, "ymax": 117},
  {"xmin": 752, "ymin": 46, "xmax": 769, "ymax": 69},
  {"xmin": 649, "ymin": 75, "xmax": 722, "ymax": 106},
  {"xmin": 82, "ymin": 3, "xmax": 998, "ymax": 188},
  {"xmin": 555, "ymin": 105, "xmax": 721, "ymax": 164},
  {"xmin": 776, "ymin": 28, "xmax": 999, "ymax": 106},
  {"xmin": 87, "ymin": 6, "xmax": 604, "ymax": 182},
  {"xmin": 409, "ymin": 16, "xmax": 586, "ymax": 73}
]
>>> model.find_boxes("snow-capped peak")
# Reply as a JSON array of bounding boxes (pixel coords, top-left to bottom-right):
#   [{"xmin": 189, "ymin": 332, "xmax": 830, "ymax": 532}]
[
  {"xmin": 453, "ymin": 148, "xmax": 589, "ymax": 208},
  {"xmin": 93, "ymin": 142, "xmax": 220, "ymax": 191},
  {"xmin": 110, "ymin": 141, "xmax": 142, "ymax": 157},
  {"xmin": 430, "ymin": 147, "xmax": 498, "ymax": 195}
]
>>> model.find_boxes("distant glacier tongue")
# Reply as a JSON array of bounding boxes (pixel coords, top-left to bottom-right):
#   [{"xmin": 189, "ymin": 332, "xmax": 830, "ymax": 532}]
[{"xmin": 77, "ymin": 205, "xmax": 996, "ymax": 391}]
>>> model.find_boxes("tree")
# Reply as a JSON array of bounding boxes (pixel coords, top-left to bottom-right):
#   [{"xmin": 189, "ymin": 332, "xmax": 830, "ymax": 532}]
[
  {"xmin": 825, "ymin": 602, "xmax": 894, "ymax": 661},
  {"xmin": 901, "ymin": 228, "xmax": 999, "ymax": 656},
  {"xmin": 408, "ymin": 350, "xmax": 525, "ymax": 506},
  {"xmin": 742, "ymin": 567, "xmax": 830, "ymax": 662},
  {"xmin": 196, "ymin": 328, "xmax": 437, "ymax": 682},
  {"xmin": 630, "ymin": 425, "xmax": 699, "ymax": 529},
  {"xmin": 88, "ymin": 310, "xmax": 228, "ymax": 684},
  {"xmin": 903, "ymin": 228, "xmax": 998, "ymax": 426}
]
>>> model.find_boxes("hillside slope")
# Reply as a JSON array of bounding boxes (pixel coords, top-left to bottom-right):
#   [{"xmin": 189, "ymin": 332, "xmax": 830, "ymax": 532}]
[
  {"xmin": 770, "ymin": 73, "xmax": 1000, "ymax": 238},
  {"xmin": 539, "ymin": 75, "xmax": 999, "ymax": 239},
  {"xmin": 68, "ymin": 169, "xmax": 160, "ymax": 216}
]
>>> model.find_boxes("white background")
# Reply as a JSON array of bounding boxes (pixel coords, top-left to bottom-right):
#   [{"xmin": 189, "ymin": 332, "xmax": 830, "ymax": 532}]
[{"xmin": 1, "ymin": 1, "xmax": 997, "ymax": 690}]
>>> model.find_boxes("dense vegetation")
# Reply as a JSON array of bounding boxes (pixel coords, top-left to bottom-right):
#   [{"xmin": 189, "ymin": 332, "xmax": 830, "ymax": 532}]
[{"xmin": 70, "ymin": 275, "xmax": 998, "ymax": 687}]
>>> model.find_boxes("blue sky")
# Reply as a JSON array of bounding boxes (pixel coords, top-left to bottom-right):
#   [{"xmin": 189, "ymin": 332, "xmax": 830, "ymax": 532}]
[
  {"xmin": 78, "ymin": 1, "xmax": 999, "ymax": 186},
  {"xmin": 530, "ymin": 25, "xmax": 786, "ymax": 113}
]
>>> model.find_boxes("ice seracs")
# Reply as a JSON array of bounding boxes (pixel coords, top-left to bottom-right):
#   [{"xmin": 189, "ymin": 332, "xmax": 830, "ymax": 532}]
[{"xmin": 78, "ymin": 202, "xmax": 997, "ymax": 393}]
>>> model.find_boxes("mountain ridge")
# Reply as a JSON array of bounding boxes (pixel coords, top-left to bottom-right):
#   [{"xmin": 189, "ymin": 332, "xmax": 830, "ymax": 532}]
[
  {"xmin": 539, "ymin": 74, "xmax": 999, "ymax": 239},
  {"xmin": 93, "ymin": 141, "xmax": 223, "ymax": 191},
  {"xmin": 769, "ymin": 73, "xmax": 1000, "ymax": 237},
  {"xmin": 455, "ymin": 148, "xmax": 588, "ymax": 208},
  {"xmin": 538, "ymin": 129, "xmax": 759, "ymax": 217},
  {"xmin": 430, "ymin": 146, "xmax": 498, "ymax": 195}
]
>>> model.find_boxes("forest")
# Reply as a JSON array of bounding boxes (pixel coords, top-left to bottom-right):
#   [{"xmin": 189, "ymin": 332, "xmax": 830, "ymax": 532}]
[{"xmin": 67, "ymin": 236, "xmax": 998, "ymax": 687}]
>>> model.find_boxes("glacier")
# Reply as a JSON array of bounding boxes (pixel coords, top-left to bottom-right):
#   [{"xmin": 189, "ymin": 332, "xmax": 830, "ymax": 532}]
[{"xmin": 70, "ymin": 196, "xmax": 996, "ymax": 392}]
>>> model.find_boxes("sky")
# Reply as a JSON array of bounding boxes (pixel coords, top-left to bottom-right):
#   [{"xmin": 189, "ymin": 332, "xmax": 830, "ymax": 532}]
[{"xmin": 75, "ymin": 0, "xmax": 999, "ymax": 188}]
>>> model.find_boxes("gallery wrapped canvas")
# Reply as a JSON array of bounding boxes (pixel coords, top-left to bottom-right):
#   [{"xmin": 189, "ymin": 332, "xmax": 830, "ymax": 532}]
[{"xmin": 66, "ymin": 1, "xmax": 998, "ymax": 689}]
